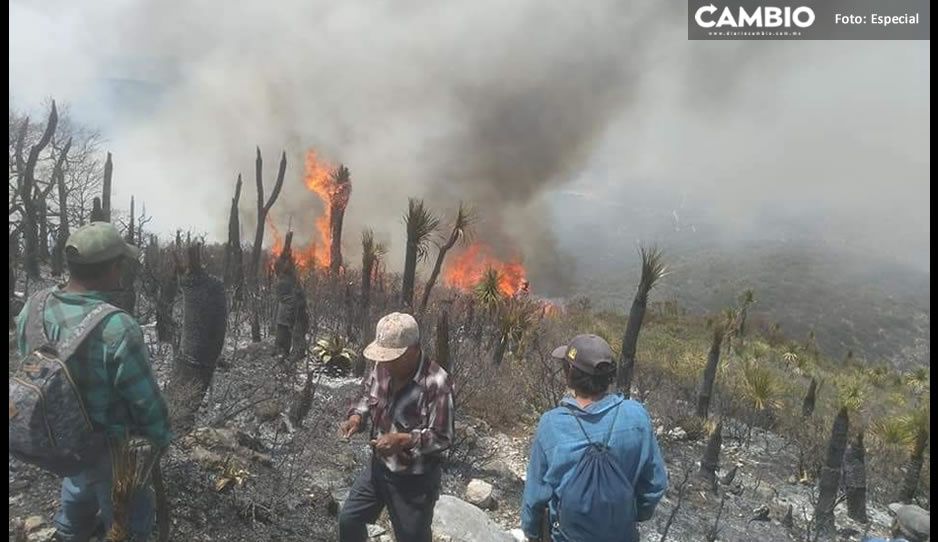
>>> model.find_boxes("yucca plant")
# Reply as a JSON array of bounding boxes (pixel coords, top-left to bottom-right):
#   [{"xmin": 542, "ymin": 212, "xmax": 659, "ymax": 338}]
[
  {"xmin": 475, "ymin": 267, "xmax": 503, "ymax": 311},
  {"xmin": 360, "ymin": 229, "xmax": 387, "ymax": 339},
  {"xmin": 419, "ymin": 202, "xmax": 475, "ymax": 314},
  {"xmin": 401, "ymin": 198, "xmax": 440, "ymax": 310},
  {"xmin": 107, "ymin": 439, "xmax": 163, "ymax": 542},
  {"xmin": 836, "ymin": 375, "xmax": 866, "ymax": 413},
  {"xmin": 616, "ymin": 245, "xmax": 668, "ymax": 397},
  {"xmin": 493, "ymin": 295, "xmax": 541, "ymax": 366},
  {"xmin": 904, "ymin": 367, "xmax": 929, "ymax": 395}
]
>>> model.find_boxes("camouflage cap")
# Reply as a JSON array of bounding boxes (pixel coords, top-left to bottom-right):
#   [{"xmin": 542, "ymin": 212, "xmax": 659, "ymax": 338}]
[
  {"xmin": 65, "ymin": 221, "xmax": 140, "ymax": 264},
  {"xmin": 363, "ymin": 312, "xmax": 420, "ymax": 363}
]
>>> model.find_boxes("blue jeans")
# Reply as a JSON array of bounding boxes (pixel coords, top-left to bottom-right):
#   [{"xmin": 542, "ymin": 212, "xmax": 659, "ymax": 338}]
[{"xmin": 53, "ymin": 455, "xmax": 154, "ymax": 541}]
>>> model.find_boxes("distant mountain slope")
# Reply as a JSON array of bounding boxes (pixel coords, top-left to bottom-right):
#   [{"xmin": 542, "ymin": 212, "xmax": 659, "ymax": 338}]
[{"xmin": 548, "ymin": 195, "xmax": 929, "ymax": 369}]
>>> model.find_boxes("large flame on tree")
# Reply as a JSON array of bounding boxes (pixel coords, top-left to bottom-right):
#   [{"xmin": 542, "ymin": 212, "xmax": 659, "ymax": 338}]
[
  {"xmin": 443, "ymin": 242, "xmax": 527, "ymax": 296},
  {"xmin": 267, "ymin": 150, "xmax": 349, "ymax": 272}
]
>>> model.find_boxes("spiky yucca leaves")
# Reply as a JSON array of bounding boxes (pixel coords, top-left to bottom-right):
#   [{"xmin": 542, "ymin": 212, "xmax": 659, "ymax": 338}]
[
  {"xmin": 493, "ymin": 295, "xmax": 541, "ymax": 366},
  {"xmin": 360, "ymin": 229, "xmax": 387, "ymax": 338},
  {"xmin": 401, "ymin": 198, "xmax": 440, "ymax": 310},
  {"xmin": 328, "ymin": 165, "xmax": 352, "ymax": 275},
  {"xmin": 214, "ymin": 456, "xmax": 250, "ymax": 493},
  {"xmin": 107, "ymin": 439, "xmax": 162, "ymax": 542},
  {"xmin": 836, "ymin": 375, "xmax": 866, "ymax": 413},
  {"xmin": 616, "ymin": 245, "xmax": 669, "ymax": 397},
  {"xmin": 740, "ymin": 359, "xmax": 781, "ymax": 412},
  {"xmin": 475, "ymin": 267, "xmax": 503, "ymax": 310},
  {"xmin": 815, "ymin": 406, "xmax": 849, "ymax": 540},
  {"xmin": 419, "ymin": 202, "xmax": 475, "ymax": 314},
  {"xmin": 904, "ymin": 367, "xmax": 929, "ymax": 395}
]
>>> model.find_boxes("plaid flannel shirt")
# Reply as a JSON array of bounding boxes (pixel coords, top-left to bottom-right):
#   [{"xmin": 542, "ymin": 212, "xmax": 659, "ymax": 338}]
[
  {"xmin": 348, "ymin": 355, "xmax": 454, "ymax": 474},
  {"xmin": 16, "ymin": 288, "xmax": 173, "ymax": 448}
]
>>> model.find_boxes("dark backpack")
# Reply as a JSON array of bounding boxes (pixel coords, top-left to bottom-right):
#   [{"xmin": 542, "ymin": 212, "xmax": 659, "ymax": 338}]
[
  {"xmin": 557, "ymin": 401, "xmax": 637, "ymax": 542},
  {"xmin": 9, "ymin": 289, "xmax": 121, "ymax": 477}
]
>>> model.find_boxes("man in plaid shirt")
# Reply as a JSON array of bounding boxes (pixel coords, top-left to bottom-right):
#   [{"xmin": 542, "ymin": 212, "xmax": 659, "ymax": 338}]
[
  {"xmin": 338, "ymin": 312, "xmax": 454, "ymax": 542},
  {"xmin": 15, "ymin": 222, "xmax": 171, "ymax": 542}
]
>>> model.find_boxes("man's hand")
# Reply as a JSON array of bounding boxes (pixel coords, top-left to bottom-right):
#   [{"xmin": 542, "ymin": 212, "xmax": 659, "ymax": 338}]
[
  {"xmin": 339, "ymin": 414, "xmax": 362, "ymax": 440},
  {"xmin": 370, "ymin": 432, "xmax": 415, "ymax": 457}
]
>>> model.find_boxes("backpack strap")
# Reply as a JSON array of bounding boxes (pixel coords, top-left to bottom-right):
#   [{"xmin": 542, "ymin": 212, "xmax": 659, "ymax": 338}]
[
  {"xmin": 56, "ymin": 302, "xmax": 124, "ymax": 362},
  {"xmin": 602, "ymin": 400, "xmax": 623, "ymax": 448},
  {"xmin": 24, "ymin": 288, "xmax": 57, "ymax": 349}
]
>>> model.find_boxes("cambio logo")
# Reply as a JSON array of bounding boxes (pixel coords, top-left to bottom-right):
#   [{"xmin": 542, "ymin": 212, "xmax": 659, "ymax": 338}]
[{"xmin": 695, "ymin": 4, "xmax": 816, "ymax": 28}]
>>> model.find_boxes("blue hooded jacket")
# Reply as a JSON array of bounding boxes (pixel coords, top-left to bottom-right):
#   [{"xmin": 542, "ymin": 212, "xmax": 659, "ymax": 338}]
[{"xmin": 521, "ymin": 393, "xmax": 668, "ymax": 541}]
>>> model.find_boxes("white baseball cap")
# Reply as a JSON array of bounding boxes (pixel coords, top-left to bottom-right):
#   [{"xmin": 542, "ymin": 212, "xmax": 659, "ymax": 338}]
[{"xmin": 363, "ymin": 312, "xmax": 420, "ymax": 362}]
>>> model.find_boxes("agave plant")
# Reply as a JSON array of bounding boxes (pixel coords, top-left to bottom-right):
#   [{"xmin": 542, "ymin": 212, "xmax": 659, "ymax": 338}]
[
  {"xmin": 904, "ymin": 367, "xmax": 929, "ymax": 395},
  {"xmin": 740, "ymin": 359, "xmax": 781, "ymax": 413},
  {"xmin": 313, "ymin": 335, "xmax": 358, "ymax": 374}
]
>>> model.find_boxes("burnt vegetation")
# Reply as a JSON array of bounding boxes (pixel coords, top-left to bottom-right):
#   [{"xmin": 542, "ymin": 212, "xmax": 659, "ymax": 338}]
[{"xmin": 7, "ymin": 101, "xmax": 930, "ymax": 541}]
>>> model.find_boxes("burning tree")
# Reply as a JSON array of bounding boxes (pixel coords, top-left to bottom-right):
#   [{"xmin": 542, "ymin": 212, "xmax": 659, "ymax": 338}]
[
  {"xmin": 401, "ymin": 198, "xmax": 439, "ymax": 311},
  {"xmin": 616, "ymin": 245, "xmax": 668, "ymax": 398},
  {"xmin": 419, "ymin": 202, "xmax": 474, "ymax": 314},
  {"xmin": 327, "ymin": 164, "xmax": 351, "ymax": 275}
]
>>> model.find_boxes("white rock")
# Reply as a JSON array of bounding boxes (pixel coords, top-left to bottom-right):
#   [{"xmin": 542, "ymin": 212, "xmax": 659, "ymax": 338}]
[
  {"xmin": 367, "ymin": 524, "xmax": 386, "ymax": 537},
  {"xmin": 509, "ymin": 528, "xmax": 527, "ymax": 542},
  {"xmin": 28, "ymin": 527, "xmax": 57, "ymax": 542},
  {"xmin": 465, "ymin": 479, "xmax": 495, "ymax": 509},
  {"xmin": 24, "ymin": 516, "xmax": 45, "ymax": 532},
  {"xmin": 432, "ymin": 495, "xmax": 515, "ymax": 542}
]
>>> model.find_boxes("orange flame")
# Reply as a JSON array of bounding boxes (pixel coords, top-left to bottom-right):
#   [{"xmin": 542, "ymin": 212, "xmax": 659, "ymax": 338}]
[
  {"xmin": 443, "ymin": 243, "xmax": 527, "ymax": 297},
  {"xmin": 266, "ymin": 149, "xmax": 348, "ymax": 273}
]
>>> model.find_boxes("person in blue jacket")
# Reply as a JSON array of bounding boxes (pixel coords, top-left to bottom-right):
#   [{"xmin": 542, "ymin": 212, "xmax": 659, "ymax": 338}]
[{"xmin": 521, "ymin": 334, "xmax": 668, "ymax": 542}]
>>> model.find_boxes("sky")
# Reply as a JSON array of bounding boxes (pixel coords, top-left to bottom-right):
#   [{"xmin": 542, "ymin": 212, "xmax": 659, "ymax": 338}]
[{"xmin": 9, "ymin": 0, "xmax": 930, "ymax": 292}]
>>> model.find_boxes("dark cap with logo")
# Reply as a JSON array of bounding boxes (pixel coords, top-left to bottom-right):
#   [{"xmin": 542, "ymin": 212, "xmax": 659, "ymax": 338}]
[{"xmin": 551, "ymin": 334, "xmax": 616, "ymax": 375}]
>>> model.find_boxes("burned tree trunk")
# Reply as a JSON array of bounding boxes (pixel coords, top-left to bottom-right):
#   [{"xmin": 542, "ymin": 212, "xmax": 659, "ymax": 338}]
[
  {"xmin": 419, "ymin": 203, "xmax": 472, "ymax": 314},
  {"xmin": 435, "ymin": 308, "xmax": 451, "ymax": 373},
  {"xmin": 802, "ymin": 378, "xmax": 818, "ymax": 417},
  {"xmin": 102, "ymin": 152, "xmax": 113, "ymax": 222},
  {"xmin": 223, "ymin": 174, "xmax": 244, "ymax": 298},
  {"xmin": 328, "ymin": 165, "xmax": 351, "ymax": 276},
  {"xmin": 16, "ymin": 102, "xmax": 58, "ymax": 279},
  {"xmin": 111, "ymin": 196, "xmax": 138, "ymax": 314},
  {"xmin": 695, "ymin": 327, "xmax": 725, "ymax": 419},
  {"xmin": 9, "ymin": 230, "xmax": 21, "ymax": 330},
  {"xmin": 37, "ymin": 200, "xmax": 49, "ymax": 261},
  {"xmin": 273, "ymin": 232, "xmax": 298, "ymax": 356},
  {"xmin": 897, "ymin": 426, "xmax": 928, "ymax": 503},
  {"xmin": 51, "ymin": 139, "xmax": 73, "ymax": 277},
  {"xmin": 814, "ymin": 407, "xmax": 849, "ymax": 539},
  {"xmin": 90, "ymin": 197, "xmax": 105, "ymax": 222},
  {"xmin": 249, "ymin": 149, "xmax": 286, "ymax": 343},
  {"xmin": 698, "ymin": 420, "xmax": 723, "ymax": 492},
  {"xmin": 401, "ymin": 198, "xmax": 439, "ymax": 312},
  {"xmin": 843, "ymin": 431, "xmax": 868, "ymax": 523},
  {"xmin": 616, "ymin": 246, "xmax": 667, "ymax": 398},
  {"xmin": 169, "ymin": 245, "xmax": 228, "ymax": 432}
]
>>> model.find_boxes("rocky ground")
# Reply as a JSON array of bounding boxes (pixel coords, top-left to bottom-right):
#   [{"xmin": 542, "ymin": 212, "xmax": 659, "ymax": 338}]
[{"xmin": 8, "ymin": 322, "xmax": 922, "ymax": 542}]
